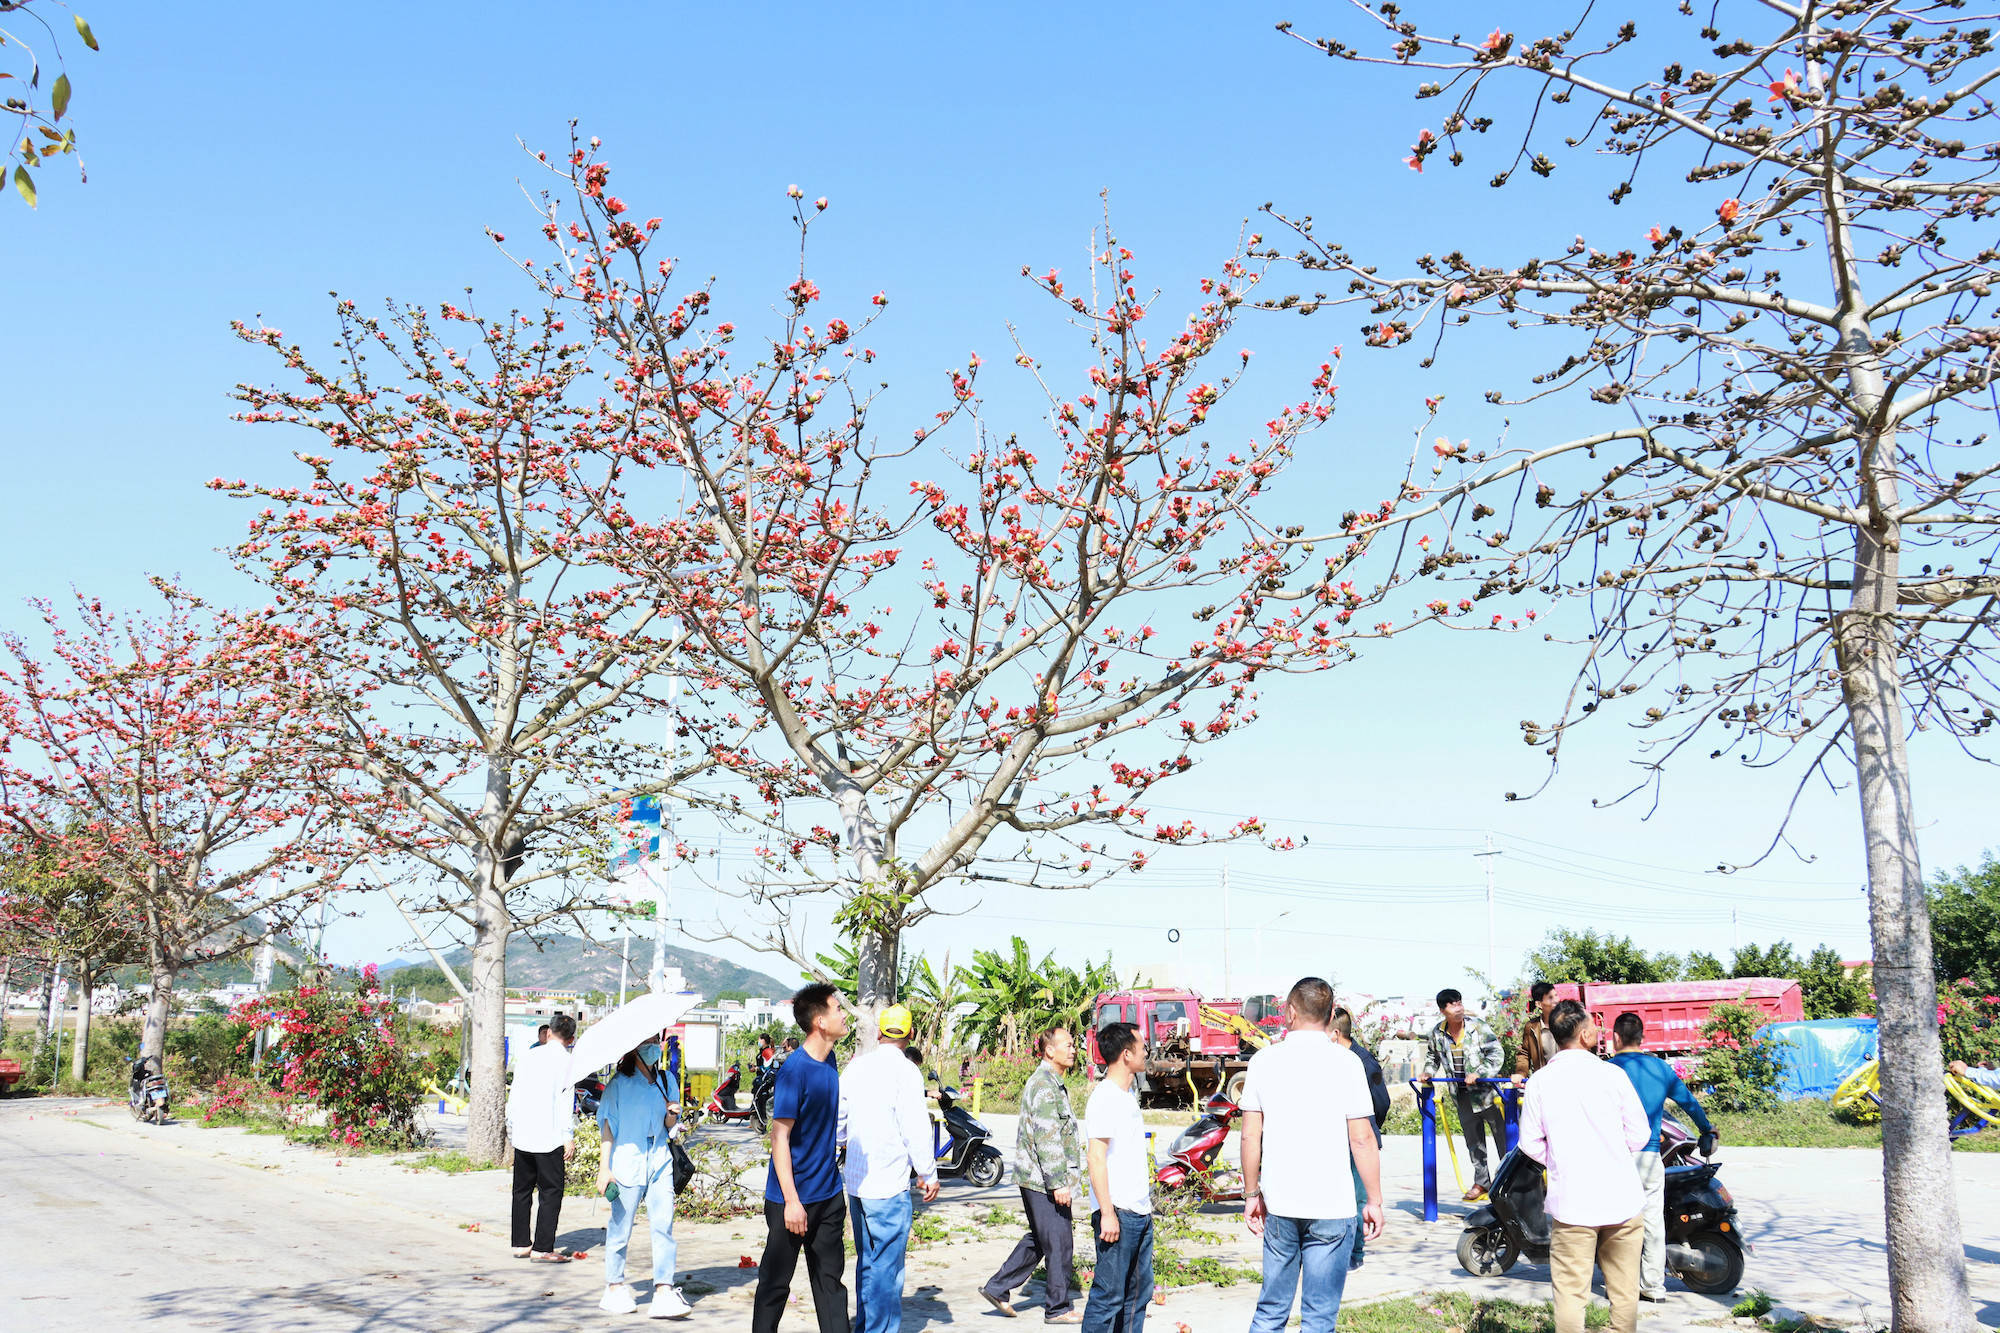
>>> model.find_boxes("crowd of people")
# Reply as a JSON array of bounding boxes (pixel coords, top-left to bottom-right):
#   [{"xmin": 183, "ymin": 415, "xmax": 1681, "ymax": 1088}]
[{"xmin": 495, "ymin": 976, "xmax": 1723, "ymax": 1331}]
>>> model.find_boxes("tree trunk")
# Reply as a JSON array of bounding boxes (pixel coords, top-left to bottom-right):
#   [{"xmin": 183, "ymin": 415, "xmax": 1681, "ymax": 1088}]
[
  {"xmin": 465, "ymin": 859, "xmax": 512, "ymax": 1165},
  {"xmin": 71, "ymin": 971, "xmax": 92, "ymax": 1084},
  {"xmin": 840, "ymin": 788, "xmax": 896, "ymax": 1047},
  {"xmin": 142, "ymin": 957, "xmax": 175, "ymax": 1069},
  {"xmin": 1840, "ymin": 521, "xmax": 1973, "ymax": 1332}
]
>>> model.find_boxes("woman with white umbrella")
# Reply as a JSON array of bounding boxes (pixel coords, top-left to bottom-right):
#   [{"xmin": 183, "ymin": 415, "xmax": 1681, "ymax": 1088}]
[{"xmin": 572, "ymin": 991, "xmax": 698, "ymax": 1319}]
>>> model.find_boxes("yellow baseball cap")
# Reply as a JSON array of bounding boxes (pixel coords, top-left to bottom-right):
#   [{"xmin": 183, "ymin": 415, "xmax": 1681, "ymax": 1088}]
[{"xmin": 879, "ymin": 1004, "xmax": 914, "ymax": 1038}]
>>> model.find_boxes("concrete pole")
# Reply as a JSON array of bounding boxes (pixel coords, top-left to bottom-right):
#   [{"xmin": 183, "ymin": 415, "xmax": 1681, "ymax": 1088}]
[
  {"xmin": 618, "ymin": 933, "xmax": 630, "ymax": 1007},
  {"xmin": 650, "ymin": 674, "xmax": 680, "ymax": 994},
  {"xmin": 1221, "ymin": 865, "xmax": 1232, "ymax": 998}
]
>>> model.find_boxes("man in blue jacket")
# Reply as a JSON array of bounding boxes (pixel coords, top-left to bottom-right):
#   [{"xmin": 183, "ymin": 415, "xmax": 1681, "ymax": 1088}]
[{"xmin": 1608, "ymin": 1012, "xmax": 1716, "ymax": 1303}]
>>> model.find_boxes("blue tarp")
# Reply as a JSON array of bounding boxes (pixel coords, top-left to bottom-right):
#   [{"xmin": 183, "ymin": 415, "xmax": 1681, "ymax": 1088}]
[{"xmin": 1763, "ymin": 1017, "xmax": 1878, "ymax": 1100}]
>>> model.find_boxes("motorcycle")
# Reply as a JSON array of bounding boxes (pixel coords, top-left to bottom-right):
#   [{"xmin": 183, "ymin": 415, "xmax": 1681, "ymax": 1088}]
[
  {"xmin": 128, "ymin": 1056, "xmax": 170, "ymax": 1125},
  {"xmin": 688, "ymin": 1063, "xmax": 778, "ymax": 1131},
  {"xmin": 929, "ymin": 1085, "xmax": 1004, "ymax": 1188},
  {"xmin": 1153, "ymin": 1091, "xmax": 1243, "ymax": 1199},
  {"xmin": 1456, "ymin": 1131, "xmax": 1747, "ymax": 1295},
  {"xmin": 573, "ymin": 1074, "xmax": 605, "ymax": 1119}
]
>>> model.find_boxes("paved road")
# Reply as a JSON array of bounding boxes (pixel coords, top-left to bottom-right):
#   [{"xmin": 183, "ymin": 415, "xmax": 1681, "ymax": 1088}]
[
  {"xmin": 9, "ymin": 1096, "xmax": 1999, "ymax": 1330},
  {"xmin": 4, "ymin": 1099, "xmax": 635, "ymax": 1332}
]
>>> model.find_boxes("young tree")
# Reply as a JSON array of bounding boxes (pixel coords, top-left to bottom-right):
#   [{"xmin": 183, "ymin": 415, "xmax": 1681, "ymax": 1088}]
[
  {"xmin": 0, "ymin": 592, "xmax": 348, "ymax": 1068},
  {"xmin": 0, "ymin": 0, "xmax": 97, "ymax": 207},
  {"xmin": 0, "ymin": 829, "xmax": 143, "ymax": 1081},
  {"xmin": 1268, "ymin": 4, "xmax": 1998, "ymax": 1322},
  {"xmin": 220, "ymin": 294, "xmax": 742, "ymax": 1163},
  {"xmin": 510, "ymin": 135, "xmax": 1458, "ymax": 1011}
]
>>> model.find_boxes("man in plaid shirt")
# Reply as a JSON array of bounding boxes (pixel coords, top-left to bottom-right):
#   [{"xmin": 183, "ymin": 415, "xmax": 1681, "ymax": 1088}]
[{"xmin": 982, "ymin": 1026, "xmax": 1088, "ymax": 1323}]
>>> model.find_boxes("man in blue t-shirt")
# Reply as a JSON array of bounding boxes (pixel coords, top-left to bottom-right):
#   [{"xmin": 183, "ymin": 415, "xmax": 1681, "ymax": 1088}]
[
  {"xmin": 754, "ymin": 982, "xmax": 851, "ymax": 1333},
  {"xmin": 1608, "ymin": 1011, "xmax": 1716, "ymax": 1303}
]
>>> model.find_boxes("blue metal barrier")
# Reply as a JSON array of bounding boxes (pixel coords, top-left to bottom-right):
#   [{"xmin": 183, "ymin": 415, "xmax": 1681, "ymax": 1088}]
[{"xmin": 1412, "ymin": 1076, "xmax": 1520, "ymax": 1222}]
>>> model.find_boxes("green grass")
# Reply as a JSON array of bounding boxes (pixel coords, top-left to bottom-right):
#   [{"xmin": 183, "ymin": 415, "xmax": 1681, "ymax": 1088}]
[
  {"xmin": 399, "ymin": 1150, "xmax": 490, "ymax": 1173},
  {"xmin": 1152, "ymin": 1244, "xmax": 1260, "ymax": 1289},
  {"xmin": 1336, "ymin": 1291, "xmax": 1610, "ymax": 1332},
  {"xmin": 909, "ymin": 1209, "xmax": 952, "ymax": 1248},
  {"xmin": 1731, "ymin": 1290, "xmax": 1775, "ymax": 1318}
]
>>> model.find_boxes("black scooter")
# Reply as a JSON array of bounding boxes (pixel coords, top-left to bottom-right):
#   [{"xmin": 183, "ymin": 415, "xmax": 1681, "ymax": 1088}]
[
  {"xmin": 128, "ymin": 1056, "xmax": 170, "ymax": 1125},
  {"xmin": 1457, "ymin": 1126, "xmax": 1746, "ymax": 1295},
  {"xmin": 929, "ymin": 1085, "xmax": 1004, "ymax": 1188}
]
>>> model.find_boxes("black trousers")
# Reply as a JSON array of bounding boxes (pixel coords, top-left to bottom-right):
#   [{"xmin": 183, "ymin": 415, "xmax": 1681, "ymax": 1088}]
[
  {"xmin": 752, "ymin": 1196, "xmax": 850, "ymax": 1333},
  {"xmin": 1452, "ymin": 1086, "xmax": 1508, "ymax": 1190},
  {"xmin": 984, "ymin": 1186, "xmax": 1077, "ymax": 1315},
  {"xmin": 511, "ymin": 1146, "xmax": 565, "ymax": 1252}
]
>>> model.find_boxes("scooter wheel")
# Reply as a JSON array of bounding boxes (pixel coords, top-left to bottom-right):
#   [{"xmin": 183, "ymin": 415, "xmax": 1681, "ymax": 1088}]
[
  {"xmin": 1456, "ymin": 1226, "xmax": 1519, "ymax": 1276},
  {"xmin": 1674, "ymin": 1230, "xmax": 1745, "ymax": 1295},
  {"xmin": 967, "ymin": 1151, "xmax": 1004, "ymax": 1189}
]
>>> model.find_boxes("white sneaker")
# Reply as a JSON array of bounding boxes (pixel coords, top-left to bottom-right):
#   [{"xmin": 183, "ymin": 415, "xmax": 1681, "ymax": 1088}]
[
  {"xmin": 648, "ymin": 1286, "xmax": 693, "ymax": 1319},
  {"xmin": 600, "ymin": 1285, "xmax": 639, "ymax": 1315}
]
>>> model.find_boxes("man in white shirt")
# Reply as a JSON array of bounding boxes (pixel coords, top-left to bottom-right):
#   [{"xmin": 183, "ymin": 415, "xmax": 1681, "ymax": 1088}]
[
  {"xmin": 1518, "ymin": 999, "xmax": 1651, "ymax": 1333},
  {"xmin": 1080, "ymin": 1021, "xmax": 1152, "ymax": 1333},
  {"xmin": 504, "ymin": 1012, "xmax": 577, "ymax": 1261},
  {"xmin": 837, "ymin": 1004, "xmax": 940, "ymax": 1333},
  {"xmin": 1240, "ymin": 977, "xmax": 1383, "ymax": 1332}
]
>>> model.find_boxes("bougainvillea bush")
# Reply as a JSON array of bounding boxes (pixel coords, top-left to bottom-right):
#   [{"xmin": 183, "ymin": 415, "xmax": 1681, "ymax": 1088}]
[
  {"xmin": 1693, "ymin": 1001, "xmax": 1785, "ymax": 1114},
  {"xmin": 1939, "ymin": 981, "xmax": 2000, "ymax": 1070},
  {"xmin": 233, "ymin": 966, "xmax": 438, "ymax": 1149}
]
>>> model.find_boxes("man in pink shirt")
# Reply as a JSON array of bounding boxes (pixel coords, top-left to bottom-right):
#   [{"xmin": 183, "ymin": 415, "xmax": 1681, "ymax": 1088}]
[{"xmin": 1517, "ymin": 1000, "xmax": 1650, "ymax": 1333}]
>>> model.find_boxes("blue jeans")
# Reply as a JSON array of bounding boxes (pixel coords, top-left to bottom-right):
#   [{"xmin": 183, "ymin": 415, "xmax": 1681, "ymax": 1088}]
[
  {"xmin": 849, "ymin": 1191, "xmax": 914, "ymax": 1333},
  {"xmin": 1082, "ymin": 1209, "xmax": 1153, "ymax": 1333},
  {"xmin": 604, "ymin": 1168, "xmax": 677, "ymax": 1287},
  {"xmin": 1250, "ymin": 1215, "xmax": 1357, "ymax": 1333}
]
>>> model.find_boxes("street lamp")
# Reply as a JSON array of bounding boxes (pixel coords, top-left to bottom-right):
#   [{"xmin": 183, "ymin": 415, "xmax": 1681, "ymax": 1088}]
[{"xmin": 1254, "ymin": 909, "xmax": 1293, "ymax": 986}]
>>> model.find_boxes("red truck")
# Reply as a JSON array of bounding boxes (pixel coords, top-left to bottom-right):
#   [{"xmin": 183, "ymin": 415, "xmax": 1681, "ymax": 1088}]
[
  {"xmin": 1088, "ymin": 987, "xmax": 1279, "ymax": 1107},
  {"xmin": 1550, "ymin": 978, "xmax": 1804, "ymax": 1053}
]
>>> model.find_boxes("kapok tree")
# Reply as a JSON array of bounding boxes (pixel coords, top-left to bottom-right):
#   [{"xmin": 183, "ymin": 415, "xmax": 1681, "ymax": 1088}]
[
  {"xmin": 505, "ymin": 135, "xmax": 1462, "ymax": 1010},
  {"xmin": 1269, "ymin": 4, "xmax": 1999, "ymax": 1324},
  {"xmin": 0, "ymin": 591, "xmax": 349, "ymax": 1068},
  {"xmin": 220, "ymin": 295, "xmax": 744, "ymax": 1163}
]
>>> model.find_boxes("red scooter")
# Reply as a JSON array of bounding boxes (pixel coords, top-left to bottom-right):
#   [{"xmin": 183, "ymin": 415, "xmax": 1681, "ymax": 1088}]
[
  {"xmin": 688, "ymin": 1063, "xmax": 777, "ymax": 1131},
  {"xmin": 1153, "ymin": 1091, "xmax": 1243, "ymax": 1199}
]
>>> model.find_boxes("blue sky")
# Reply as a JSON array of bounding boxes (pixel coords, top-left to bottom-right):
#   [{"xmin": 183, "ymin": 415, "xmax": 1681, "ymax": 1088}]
[{"xmin": 3, "ymin": 2, "xmax": 1988, "ymax": 1000}]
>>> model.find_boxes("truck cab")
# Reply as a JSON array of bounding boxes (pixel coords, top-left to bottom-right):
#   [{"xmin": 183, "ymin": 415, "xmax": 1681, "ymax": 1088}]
[{"xmin": 1088, "ymin": 987, "xmax": 1265, "ymax": 1106}]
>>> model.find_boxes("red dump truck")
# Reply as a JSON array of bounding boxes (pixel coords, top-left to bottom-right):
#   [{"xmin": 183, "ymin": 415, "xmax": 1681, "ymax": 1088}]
[
  {"xmin": 1550, "ymin": 978, "xmax": 1804, "ymax": 1053},
  {"xmin": 1088, "ymin": 987, "xmax": 1281, "ymax": 1107}
]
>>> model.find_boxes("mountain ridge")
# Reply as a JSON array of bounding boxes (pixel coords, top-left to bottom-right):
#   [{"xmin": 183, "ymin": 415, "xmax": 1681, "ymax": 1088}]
[{"xmin": 388, "ymin": 933, "xmax": 793, "ymax": 1002}]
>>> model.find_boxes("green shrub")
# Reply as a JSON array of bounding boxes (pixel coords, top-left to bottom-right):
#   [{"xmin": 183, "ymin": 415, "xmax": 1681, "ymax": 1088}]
[
  {"xmin": 1938, "ymin": 978, "xmax": 2000, "ymax": 1068},
  {"xmin": 1693, "ymin": 1001, "xmax": 1784, "ymax": 1113},
  {"xmin": 232, "ymin": 966, "xmax": 437, "ymax": 1149}
]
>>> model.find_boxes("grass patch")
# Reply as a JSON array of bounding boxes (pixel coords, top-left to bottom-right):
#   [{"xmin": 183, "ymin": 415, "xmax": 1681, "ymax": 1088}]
[
  {"xmin": 974, "ymin": 1202, "xmax": 1016, "ymax": 1230},
  {"xmin": 1337, "ymin": 1291, "xmax": 1610, "ymax": 1331},
  {"xmin": 1731, "ymin": 1290, "xmax": 1775, "ymax": 1318},
  {"xmin": 909, "ymin": 1209, "xmax": 952, "ymax": 1249},
  {"xmin": 1153, "ymin": 1244, "xmax": 1260, "ymax": 1288},
  {"xmin": 400, "ymin": 1150, "xmax": 489, "ymax": 1173}
]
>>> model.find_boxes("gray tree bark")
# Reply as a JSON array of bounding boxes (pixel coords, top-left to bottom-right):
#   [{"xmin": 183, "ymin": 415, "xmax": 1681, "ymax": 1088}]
[
  {"xmin": 1842, "ymin": 519, "xmax": 1973, "ymax": 1332},
  {"xmin": 70, "ymin": 971, "xmax": 92, "ymax": 1084}
]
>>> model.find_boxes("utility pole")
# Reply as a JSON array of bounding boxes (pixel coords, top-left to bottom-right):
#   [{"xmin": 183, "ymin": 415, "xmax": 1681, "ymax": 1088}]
[
  {"xmin": 252, "ymin": 938, "xmax": 275, "ymax": 1065},
  {"xmin": 649, "ymin": 673, "xmax": 680, "ymax": 995},
  {"xmin": 1474, "ymin": 834, "xmax": 1503, "ymax": 986},
  {"xmin": 47, "ymin": 958, "xmax": 65, "ymax": 1085},
  {"xmin": 618, "ymin": 933, "xmax": 630, "ymax": 1007},
  {"xmin": 1731, "ymin": 907, "xmax": 1739, "ymax": 958},
  {"xmin": 1222, "ymin": 864, "xmax": 1232, "ymax": 998}
]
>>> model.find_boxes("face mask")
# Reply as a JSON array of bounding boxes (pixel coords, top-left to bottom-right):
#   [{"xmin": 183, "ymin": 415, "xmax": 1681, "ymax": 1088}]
[{"xmin": 639, "ymin": 1042, "xmax": 663, "ymax": 1068}]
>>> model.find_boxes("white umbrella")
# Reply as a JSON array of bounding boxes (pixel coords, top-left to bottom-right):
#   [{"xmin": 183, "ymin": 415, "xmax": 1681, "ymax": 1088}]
[{"xmin": 566, "ymin": 990, "xmax": 701, "ymax": 1078}]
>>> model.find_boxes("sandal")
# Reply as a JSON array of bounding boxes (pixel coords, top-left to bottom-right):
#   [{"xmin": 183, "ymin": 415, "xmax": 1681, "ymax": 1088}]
[
  {"xmin": 512, "ymin": 1247, "xmax": 533, "ymax": 1259},
  {"xmin": 529, "ymin": 1250, "xmax": 574, "ymax": 1263}
]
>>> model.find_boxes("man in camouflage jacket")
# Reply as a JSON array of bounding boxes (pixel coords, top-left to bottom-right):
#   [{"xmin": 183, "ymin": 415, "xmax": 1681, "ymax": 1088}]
[
  {"xmin": 1421, "ymin": 988, "xmax": 1510, "ymax": 1201},
  {"xmin": 981, "ymin": 1027, "xmax": 1087, "ymax": 1323}
]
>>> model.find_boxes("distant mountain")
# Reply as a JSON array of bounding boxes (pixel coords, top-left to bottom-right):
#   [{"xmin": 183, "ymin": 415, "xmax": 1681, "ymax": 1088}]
[{"xmin": 410, "ymin": 934, "xmax": 793, "ymax": 1002}]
